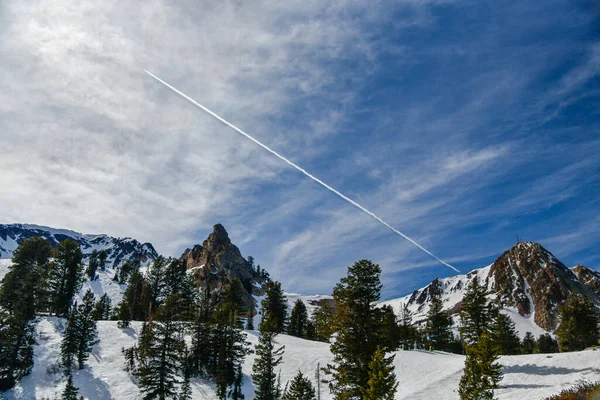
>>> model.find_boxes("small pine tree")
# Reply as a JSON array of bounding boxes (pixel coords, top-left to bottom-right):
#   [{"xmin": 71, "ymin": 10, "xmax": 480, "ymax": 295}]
[
  {"xmin": 361, "ymin": 348, "xmax": 398, "ymax": 400},
  {"xmin": 252, "ymin": 328, "xmax": 285, "ymax": 400},
  {"xmin": 398, "ymin": 304, "xmax": 416, "ymax": 350},
  {"xmin": 261, "ymin": 281, "xmax": 288, "ymax": 334},
  {"xmin": 246, "ymin": 299, "xmax": 255, "ymax": 331},
  {"xmin": 555, "ymin": 293, "xmax": 599, "ymax": 352},
  {"xmin": 460, "ymin": 276, "xmax": 494, "ymax": 345},
  {"xmin": 61, "ymin": 304, "xmax": 79, "ymax": 372},
  {"xmin": 287, "ymin": 300, "xmax": 308, "ymax": 338},
  {"xmin": 536, "ymin": 333, "xmax": 559, "ymax": 354},
  {"xmin": 313, "ymin": 304, "xmax": 334, "ymax": 343},
  {"xmin": 522, "ymin": 332, "xmax": 535, "ymax": 354},
  {"xmin": 458, "ymin": 332, "xmax": 503, "ymax": 400},
  {"xmin": 61, "ymin": 374, "xmax": 80, "ymax": 400},
  {"xmin": 76, "ymin": 290, "xmax": 99, "ymax": 369},
  {"xmin": 98, "ymin": 250, "xmax": 108, "ymax": 271},
  {"xmin": 48, "ymin": 239, "xmax": 84, "ymax": 317},
  {"xmin": 86, "ymin": 250, "xmax": 99, "ymax": 281},
  {"xmin": 92, "ymin": 293, "xmax": 112, "ymax": 321},
  {"xmin": 425, "ymin": 294, "xmax": 453, "ymax": 351},
  {"xmin": 379, "ymin": 305, "xmax": 401, "ymax": 352},
  {"xmin": 283, "ymin": 370, "xmax": 316, "ymax": 400},
  {"xmin": 490, "ymin": 312, "xmax": 521, "ymax": 355}
]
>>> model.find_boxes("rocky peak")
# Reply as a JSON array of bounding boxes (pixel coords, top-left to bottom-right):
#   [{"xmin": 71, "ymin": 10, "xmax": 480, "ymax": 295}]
[
  {"xmin": 204, "ymin": 223, "xmax": 232, "ymax": 251},
  {"xmin": 572, "ymin": 265, "xmax": 600, "ymax": 296}
]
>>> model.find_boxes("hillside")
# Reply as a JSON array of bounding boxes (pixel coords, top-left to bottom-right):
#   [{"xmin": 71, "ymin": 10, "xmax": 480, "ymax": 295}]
[{"xmin": 6, "ymin": 317, "xmax": 600, "ymax": 400}]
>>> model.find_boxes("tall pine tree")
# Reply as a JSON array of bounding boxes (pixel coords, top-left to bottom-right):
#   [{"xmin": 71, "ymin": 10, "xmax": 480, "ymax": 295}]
[
  {"xmin": 425, "ymin": 294, "xmax": 453, "ymax": 351},
  {"xmin": 261, "ymin": 281, "xmax": 288, "ymax": 334},
  {"xmin": 458, "ymin": 332, "xmax": 503, "ymax": 400},
  {"xmin": 252, "ymin": 329, "xmax": 284, "ymax": 400},
  {"xmin": 287, "ymin": 300, "xmax": 308, "ymax": 338},
  {"xmin": 361, "ymin": 348, "xmax": 398, "ymax": 400},
  {"xmin": 460, "ymin": 276, "xmax": 494, "ymax": 345},
  {"xmin": 490, "ymin": 312, "xmax": 521, "ymax": 355},
  {"xmin": 48, "ymin": 239, "xmax": 84, "ymax": 317},
  {"xmin": 555, "ymin": 293, "xmax": 599, "ymax": 352}
]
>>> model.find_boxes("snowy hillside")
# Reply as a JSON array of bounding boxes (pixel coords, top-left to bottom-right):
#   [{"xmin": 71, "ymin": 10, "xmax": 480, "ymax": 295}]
[
  {"xmin": 6, "ymin": 317, "xmax": 600, "ymax": 400},
  {"xmin": 0, "ymin": 224, "xmax": 158, "ymax": 268}
]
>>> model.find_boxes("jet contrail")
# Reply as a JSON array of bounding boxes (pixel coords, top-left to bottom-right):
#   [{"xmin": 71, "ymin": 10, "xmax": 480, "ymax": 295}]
[{"xmin": 144, "ymin": 69, "xmax": 459, "ymax": 273}]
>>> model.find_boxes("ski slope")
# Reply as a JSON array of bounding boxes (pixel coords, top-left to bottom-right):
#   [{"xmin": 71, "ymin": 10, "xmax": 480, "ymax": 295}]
[{"xmin": 5, "ymin": 317, "xmax": 600, "ymax": 400}]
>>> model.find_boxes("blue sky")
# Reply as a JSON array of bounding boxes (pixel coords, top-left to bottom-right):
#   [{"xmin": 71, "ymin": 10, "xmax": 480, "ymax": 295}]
[{"xmin": 0, "ymin": 0, "xmax": 598, "ymax": 299}]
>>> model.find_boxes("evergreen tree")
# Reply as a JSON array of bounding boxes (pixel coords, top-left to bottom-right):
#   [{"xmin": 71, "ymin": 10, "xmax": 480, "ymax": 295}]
[
  {"xmin": 98, "ymin": 250, "xmax": 108, "ymax": 271},
  {"xmin": 261, "ymin": 281, "xmax": 288, "ymax": 334},
  {"xmin": 313, "ymin": 304, "xmax": 334, "ymax": 343},
  {"xmin": 536, "ymin": 334, "xmax": 559, "ymax": 354},
  {"xmin": 379, "ymin": 305, "xmax": 401, "ymax": 352},
  {"xmin": 555, "ymin": 293, "xmax": 599, "ymax": 352},
  {"xmin": 324, "ymin": 260, "xmax": 384, "ymax": 399},
  {"xmin": 86, "ymin": 250, "xmax": 99, "ymax": 281},
  {"xmin": 287, "ymin": 300, "xmax": 308, "ymax": 338},
  {"xmin": 117, "ymin": 270, "xmax": 150, "ymax": 324},
  {"xmin": 61, "ymin": 304, "xmax": 79, "ymax": 372},
  {"xmin": 460, "ymin": 276, "xmax": 494, "ymax": 345},
  {"xmin": 490, "ymin": 312, "xmax": 521, "ymax": 355},
  {"xmin": 92, "ymin": 293, "xmax": 112, "ymax": 321},
  {"xmin": 76, "ymin": 290, "xmax": 99, "ymax": 369},
  {"xmin": 48, "ymin": 239, "xmax": 84, "ymax": 317},
  {"xmin": 230, "ymin": 366, "xmax": 245, "ymax": 400},
  {"xmin": 458, "ymin": 332, "xmax": 503, "ymax": 400},
  {"xmin": 0, "ymin": 311, "xmax": 36, "ymax": 391},
  {"xmin": 304, "ymin": 320, "xmax": 317, "ymax": 341},
  {"xmin": 246, "ymin": 299, "xmax": 255, "ymax": 331},
  {"xmin": 147, "ymin": 256, "xmax": 168, "ymax": 311},
  {"xmin": 283, "ymin": 370, "xmax": 316, "ymax": 400},
  {"xmin": 398, "ymin": 304, "xmax": 416, "ymax": 350},
  {"xmin": 61, "ymin": 374, "xmax": 81, "ymax": 400},
  {"xmin": 361, "ymin": 348, "xmax": 398, "ymax": 400},
  {"xmin": 164, "ymin": 259, "xmax": 187, "ymax": 298},
  {"xmin": 521, "ymin": 332, "xmax": 536, "ymax": 354},
  {"xmin": 179, "ymin": 349, "xmax": 193, "ymax": 400},
  {"xmin": 425, "ymin": 294, "xmax": 453, "ymax": 351},
  {"xmin": 252, "ymin": 329, "xmax": 284, "ymax": 400}
]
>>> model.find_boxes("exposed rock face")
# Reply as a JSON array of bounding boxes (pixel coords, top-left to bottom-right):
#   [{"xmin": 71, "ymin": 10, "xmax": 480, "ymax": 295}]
[
  {"xmin": 181, "ymin": 224, "xmax": 268, "ymax": 305},
  {"xmin": 0, "ymin": 223, "xmax": 158, "ymax": 268},
  {"xmin": 387, "ymin": 242, "xmax": 599, "ymax": 332}
]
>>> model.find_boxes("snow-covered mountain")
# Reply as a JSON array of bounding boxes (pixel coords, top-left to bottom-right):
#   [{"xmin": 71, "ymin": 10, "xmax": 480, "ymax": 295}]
[
  {"xmin": 0, "ymin": 224, "xmax": 158, "ymax": 268},
  {"xmin": 381, "ymin": 241, "xmax": 600, "ymax": 336}
]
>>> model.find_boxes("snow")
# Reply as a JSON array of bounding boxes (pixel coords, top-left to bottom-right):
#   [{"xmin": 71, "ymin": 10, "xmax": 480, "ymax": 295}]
[
  {"xmin": 6, "ymin": 318, "xmax": 600, "ymax": 400},
  {"xmin": 0, "ymin": 259, "xmax": 12, "ymax": 281},
  {"xmin": 284, "ymin": 292, "xmax": 333, "ymax": 317}
]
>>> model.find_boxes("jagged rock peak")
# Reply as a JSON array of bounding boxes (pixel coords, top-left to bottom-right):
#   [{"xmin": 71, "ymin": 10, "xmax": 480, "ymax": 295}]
[{"xmin": 204, "ymin": 223, "xmax": 232, "ymax": 251}]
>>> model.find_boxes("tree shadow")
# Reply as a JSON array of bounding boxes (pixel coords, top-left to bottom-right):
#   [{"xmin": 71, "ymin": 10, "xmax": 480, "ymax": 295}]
[
  {"xmin": 74, "ymin": 368, "xmax": 113, "ymax": 400},
  {"xmin": 503, "ymin": 364, "xmax": 596, "ymax": 376},
  {"xmin": 501, "ymin": 383, "xmax": 552, "ymax": 389}
]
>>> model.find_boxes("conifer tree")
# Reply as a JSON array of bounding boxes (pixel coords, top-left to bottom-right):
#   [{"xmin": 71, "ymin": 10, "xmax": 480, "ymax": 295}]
[
  {"xmin": 86, "ymin": 250, "xmax": 99, "ymax": 281},
  {"xmin": 536, "ymin": 333, "xmax": 559, "ymax": 354},
  {"xmin": 230, "ymin": 366, "xmax": 245, "ymax": 400},
  {"xmin": 179, "ymin": 348, "xmax": 193, "ymax": 400},
  {"xmin": 147, "ymin": 256, "xmax": 168, "ymax": 311},
  {"xmin": 252, "ymin": 328, "xmax": 284, "ymax": 400},
  {"xmin": 48, "ymin": 239, "xmax": 84, "ymax": 317},
  {"xmin": 98, "ymin": 250, "xmax": 108, "ymax": 271},
  {"xmin": 555, "ymin": 293, "xmax": 599, "ymax": 352},
  {"xmin": 117, "ymin": 270, "xmax": 150, "ymax": 323},
  {"xmin": 398, "ymin": 304, "xmax": 416, "ymax": 350},
  {"xmin": 312, "ymin": 304, "xmax": 334, "ymax": 343},
  {"xmin": 246, "ymin": 299, "xmax": 255, "ymax": 331},
  {"xmin": 458, "ymin": 332, "xmax": 503, "ymax": 400},
  {"xmin": 283, "ymin": 370, "xmax": 316, "ymax": 400},
  {"xmin": 287, "ymin": 300, "xmax": 308, "ymax": 338},
  {"xmin": 61, "ymin": 304, "xmax": 79, "ymax": 372},
  {"xmin": 92, "ymin": 293, "xmax": 112, "ymax": 321},
  {"xmin": 426, "ymin": 294, "xmax": 453, "ymax": 351},
  {"xmin": 324, "ymin": 259, "xmax": 384, "ymax": 399},
  {"xmin": 0, "ymin": 311, "xmax": 36, "ymax": 391},
  {"xmin": 61, "ymin": 374, "xmax": 81, "ymax": 400},
  {"xmin": 379, "ymin": 305, "xmax": 401, "ymax": 352},
  {"xmin": 164, "ymin": 258, "xmax": 187, "ymax": 298},
  {"xmin": 261, "ymin": 281, "xmax": 288, "ymax": 334},
  {"xmin": 76, "ymin": 290, "xmax": 99, "ymax": 369},
  {"xmin": 460, "ymin": 276, "xmax": 494, "ymax": 345},
  {"xmin": 490, "ymin": 312, "xmax": 521, "ymax": 355},
  {"xmin": 361, "ymin": 348, "xmax": 398, "ymax": 400},
  {"xmin": 521, "ymin": 332, "xmax": 535, "ymax": 354}
]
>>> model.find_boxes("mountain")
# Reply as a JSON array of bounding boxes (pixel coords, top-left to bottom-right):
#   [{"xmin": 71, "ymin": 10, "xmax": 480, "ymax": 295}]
[
  {"xmin": 181, "ymin": 223, "xmax": 269, "ymax": 307},
  {"xmin": 381, "ymin": 241, "xmax": 599, "ymax": 334},
  {"xmin": 0, "ymin": 223, "xmax": 158, "ymax": 268}
]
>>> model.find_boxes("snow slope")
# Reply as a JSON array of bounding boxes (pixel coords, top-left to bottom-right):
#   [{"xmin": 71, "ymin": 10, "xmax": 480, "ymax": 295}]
[{"xmin": 6, "ymin": 318, "xmax": 600, "ymax": 400}]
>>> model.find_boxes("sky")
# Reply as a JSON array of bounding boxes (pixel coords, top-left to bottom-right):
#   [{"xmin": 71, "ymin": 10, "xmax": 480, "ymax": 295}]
[{"xmin": 0, "ymin": 0, "xmax": 599, "ymax": 299}]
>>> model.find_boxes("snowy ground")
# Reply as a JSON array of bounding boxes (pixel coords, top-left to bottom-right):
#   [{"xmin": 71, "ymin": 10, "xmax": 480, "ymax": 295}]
[{"xmin": 5, "ymin": 318, "xmax": 600, "ymax": 400}]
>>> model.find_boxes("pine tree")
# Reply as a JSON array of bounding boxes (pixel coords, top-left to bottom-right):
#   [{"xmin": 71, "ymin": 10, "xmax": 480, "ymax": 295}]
[
  {"xmin": 555, "ymin": 293, "xmax": 599, "ymax": 352},
  {"xmin": 460, "ymin": 276, "xmax": 494, "ymax": 345},
  {"xmin": 313, "ymin": 304, "xmax": 334, "ymax": 343},
  {"xmin": 261, "ymin": 281, "xmax": 288, "ymax": 334},
  {"xmin": 98, "ymin": 250, "xmax": 108, "ymax": 271},
  {"xmin": 521, "ymin": 332, "xmax": 535, "ymax": 354},
  {"xmin": 61, "ymin": 374, "xmax": 80, "ymax": 400},
  {"xmin": 117, "ymin": 270, "xmax": 150, "ymax": 324},
  {"xmin": 378, "ymin": 305, "xmax": 401, "ymax": 352},
  {"xmin": 230, "ymin": 366, "xmax": 245, "ymax": 400},
  {"xmin": 490, "ymin": 312, "xmax": 521, "ymax": 355},
  {"xmin": 398, "ymin": 304, "xmax": 416, "ymax": 350},
  {"xmin": 426, "ymin": 294, "xmax": 453, "ymax": 351},
  {"xmin": 252, "ymin": 326, "xmax": 285, "ymax": 400},
  {"xmin": 324, "ymin": 259, "xmax": 384, "ymax": 399},
  {"xmin": 164, "ymin": 258, "xmax": 187, "ymax": 298},
  {"xmin": 287, "ymin": 300, "xmax": 308, "ymax": 338},
  {"xmin": 147, "ymin": 256, "xmax": 168, "ymax": 311},
  {"xmin": 179, "ymin": 348, "xmax": 193, "ymax": 400},
  {"xmin": 246, "ymin": 299, "xmax": 255, "ymax": 331},
  {"xmin": 76, "ymin": 290, "xmax": 99, "ymax": 369},
  {"xmin": 283, "ymin": 370, "xmax": 316, "ymax": 400},
  {"xmin": 61, "ymin": 304, "xmax": 79, "ymax": 372},
  {"xmin": 0, "ymin": 311, "xmax": 36, "ymax": 391},
  {"xmin": 361, "ymin": 348, "xmax": 398, "ymax": 400},
  {"xmin": 86, "ymin": 250, "xmax": 99, "ymax": 281},
  {"xmin": 536, "ymin": 333, "xmax": 559, "ymax": 354},
  {"xmin": 458, "ymin": 332, "xmax": 503, "ymax": 400},
  {"xmin": 92, "ymin": 293, "xmax": 112, "ymax": 321},
  {"xmin": 48, "ymin": 239, "xmax": 84, "ymax": 317}
]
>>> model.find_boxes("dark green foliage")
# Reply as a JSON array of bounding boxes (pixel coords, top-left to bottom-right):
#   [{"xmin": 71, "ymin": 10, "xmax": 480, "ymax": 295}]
[
  {"xmin": 522, "ymin": 332, "xmax": 536, "ymax": 354},
  {"xmin": 252, "ymin": 329, "xmax": 284, "ymax": 400},
  {"xmin": 490, "ymin": 312, "xmax": 521, "ymax": 355},
  {"xmin": 379, "ymin": 305, "xmax": 401, "ymax": 352},
  {"xmin": 246, "ymin": 299, "xmax": 255, "ymax": 331},
  {"xmin": 543, "ymin": 381, "xmax": 600, "ymax": 400},
  {"xmin": 147, "ymin": 256, "xmax": 168, "ymax": 311},
  {"xmin": 425, "ymin": 294, "xmax": 453, "ymax": 351},
  {"xmin": 230, "ymin": 366, "xmax": 245, "ymax": 400},
  {"xmin": 460, "ymin": 276, "xmax": 494, "ymax": 345},
  {"xmin": 536, "ymin": 333, "xmax": 559, "ymax": 354},
  {"xmin": 92, "ymin": 294, "xmax": 112, "ymax": 321},
  {"xmin": 361, "ymin": 348, "xmax": 398, "ymax": 400},
  {"xmin": 61, "ymin": 291, "xmax": 99, "ymax": 371},
  {"xmin": 48, "ymin": 239, "xmax": 84, "ymax": 317},
  {"xmin": 260, "ymin": 281, "xmax": 288, "ymax": 334},
  {"xmin": 117, "ymin": 270, "xmax": 151, "ymax": 324},
  {"xmin": 163, "ymin": 259, "xmax": 187, "ymax": 298},
  {"xmin": 458, "ymin": 332, "xmax": 503, "ymax": 400},
  {"xmin": 0, "ymin": 311, "xmax": 36, "ymax": 391},
  {"xmin": 303, "ymin": 320, "xmax": 317, "ymax": 341},
  {"xmin": 283, "ymin": 370, "xmax": 316, "ymax": 400},
  {"xmin": 61, "ymin": 374, "xmax": 80, "ymax": 400},
  {"xmin": 86, "ymin": 250, "xmax": 99, "ymax": 281},
  {"xmin": 555, "ymin": 294, "xmax": 599, "ymax": 352},
  {"xmin": 313, "ymin": 304, "xmax": 334, "ymax": 343},
  {"xmin": 287, "ymin": 300, "xmax": 308, "ymax": 338},
  {"xmin": 118, "ymin": 260, "xmax": 140, "ymax": 285},
  {"xmin": 61, "ymin": 307, "xmax": 79, "ymax": 372},
  {"xmin": 398, "ymin": 304, "xmax": 417, "ymax": 350},
  {"xmin": 324, "ymin": 259, "xmax": 384, "ymax": 399},
  {"xmin": 98, "ymin": 250, "xmax": 108, "ymax": 271}
]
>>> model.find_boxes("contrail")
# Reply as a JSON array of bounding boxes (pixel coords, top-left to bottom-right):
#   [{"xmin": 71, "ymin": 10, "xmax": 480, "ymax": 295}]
[{"xmin": 144, "ymin": 70, "xmax": 459, "ymax": 273}]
